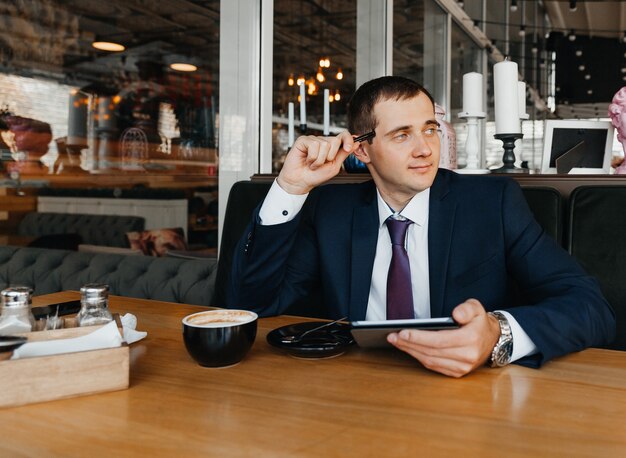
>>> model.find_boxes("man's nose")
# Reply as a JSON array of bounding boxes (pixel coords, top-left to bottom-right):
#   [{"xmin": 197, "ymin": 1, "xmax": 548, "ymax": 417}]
[{"xmin": 411, "ymin": 134, "xmax": 433, "ymax": 157}]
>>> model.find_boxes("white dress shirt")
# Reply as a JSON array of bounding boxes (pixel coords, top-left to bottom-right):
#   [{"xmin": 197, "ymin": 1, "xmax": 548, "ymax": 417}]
[{"xmin": 259, "ymin": 179, "xmax": 537, "ymax": 363}]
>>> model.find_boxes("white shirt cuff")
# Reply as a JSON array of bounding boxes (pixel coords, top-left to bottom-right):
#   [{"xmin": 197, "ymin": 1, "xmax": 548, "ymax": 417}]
[
  {"xmin": 258, "ymin": 179, "xmax": 309, "ymax": 225},
  {"xmin": 497, "ymin": 310, "xmax": 538, "ymax": 363}
]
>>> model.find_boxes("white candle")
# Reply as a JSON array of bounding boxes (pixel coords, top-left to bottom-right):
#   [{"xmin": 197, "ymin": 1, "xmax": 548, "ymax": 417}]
[
  {"xmin": 299, "ymin": 82, "xmax": 306, "ymax": 127},
  {"xmin": 323, "ymin": 89, "xmax": 330, "ymax": 135},
  {"xmin": 287, "ymin": 102, "xmax": 294, "ymax": 147},
  {"xmin": 517, "ymin": 81, "xmax": 528, "ymax": 118},
  {"xmin": 462, "ymin": 72, "xmax": 483, "ymax": 114},
  {"xmin": 494, "ymin": 60, "xmax": 521, "ymax": 134}
]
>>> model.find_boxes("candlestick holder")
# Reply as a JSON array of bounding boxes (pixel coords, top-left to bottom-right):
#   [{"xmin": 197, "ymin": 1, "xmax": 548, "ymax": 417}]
[
  {"xmin": 456, "ymin": 111, "xmax": 488, "ymax": 174},
  {"xmin": 491, "ymin": 133, "xmax": 529, "ymax": 174}
]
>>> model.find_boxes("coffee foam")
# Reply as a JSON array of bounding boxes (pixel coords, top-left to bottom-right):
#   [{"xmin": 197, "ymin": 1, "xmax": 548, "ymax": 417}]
[{"xmin": 184, "ymin": 310, "xmax": 257, "ymax": 328}]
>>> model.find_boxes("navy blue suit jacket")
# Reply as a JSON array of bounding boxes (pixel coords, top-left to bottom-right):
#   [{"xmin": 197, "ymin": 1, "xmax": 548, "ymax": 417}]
[{"xmin": 228, "ymin": 170, "xmax": 615, "ymax": 367}]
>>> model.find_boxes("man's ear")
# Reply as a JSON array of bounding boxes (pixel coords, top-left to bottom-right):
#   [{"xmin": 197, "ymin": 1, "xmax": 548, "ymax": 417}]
[{"xmin": 353, "ymin": 143, "xmax": 371, "ymax": 164}]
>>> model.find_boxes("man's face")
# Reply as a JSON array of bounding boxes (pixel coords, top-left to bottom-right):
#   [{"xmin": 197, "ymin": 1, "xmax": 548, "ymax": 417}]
[{"xmin": 355, "ymin": 93, "xmax": 440, "ymax": 208}]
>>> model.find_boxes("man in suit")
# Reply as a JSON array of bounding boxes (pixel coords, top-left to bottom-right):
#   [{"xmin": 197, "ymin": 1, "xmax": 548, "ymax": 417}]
[{"xmin": 228, "ymin": 76, "xmax": 615, "ymax": 377}]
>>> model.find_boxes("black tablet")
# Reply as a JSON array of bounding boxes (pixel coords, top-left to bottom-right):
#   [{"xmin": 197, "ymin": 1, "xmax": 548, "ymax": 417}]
[{"xmin": 350, "ymin": 317, "xmax": 459, "ymax": 348}]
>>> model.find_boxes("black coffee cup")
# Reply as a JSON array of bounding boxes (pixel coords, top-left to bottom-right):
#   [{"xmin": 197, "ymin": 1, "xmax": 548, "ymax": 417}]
[{"xmin": 182, "ymin": 309, "xmax": 258, "ymax": 367}]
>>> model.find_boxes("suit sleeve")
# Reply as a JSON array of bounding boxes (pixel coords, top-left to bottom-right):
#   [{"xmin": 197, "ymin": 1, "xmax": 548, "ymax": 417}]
[
  {"xmin": 500, "ymin": 180, "xmax": 616, "ymax": 367},
  {"xmin": 226, "ymin": 192, "xmax": 321, "ymax": 317}
]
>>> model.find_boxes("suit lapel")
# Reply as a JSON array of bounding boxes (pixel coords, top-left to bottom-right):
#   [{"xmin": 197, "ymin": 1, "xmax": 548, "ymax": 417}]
[
  {"xmin": 349, "ymin": 183, "xmax": 379, "ymax": 320},
  {"xmin": 428, "ymin": 172, "xmax": 456, "ymax": 317}
]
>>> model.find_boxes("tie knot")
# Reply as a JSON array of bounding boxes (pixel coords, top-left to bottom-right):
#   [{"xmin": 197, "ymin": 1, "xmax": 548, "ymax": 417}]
[{"xmin": 386, "ymin": 218, "xmax": 412, "ymax": 245}]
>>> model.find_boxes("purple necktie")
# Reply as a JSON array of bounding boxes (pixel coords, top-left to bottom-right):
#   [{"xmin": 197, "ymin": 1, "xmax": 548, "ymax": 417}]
[{"xmin": 386, "ymin": 218, "xmax": 415, "ymax": 320}]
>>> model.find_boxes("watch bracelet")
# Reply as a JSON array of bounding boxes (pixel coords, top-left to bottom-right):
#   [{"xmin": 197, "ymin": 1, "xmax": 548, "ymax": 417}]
[{"xmin": 488, "ymin": 311, "xmax": 513, "ymax": 367}]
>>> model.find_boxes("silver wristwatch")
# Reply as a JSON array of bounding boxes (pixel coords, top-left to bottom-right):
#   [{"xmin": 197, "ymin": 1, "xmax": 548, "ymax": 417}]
[{"xmin": 488, "ymin": 311, "xmax": 513, "ymax": 367}]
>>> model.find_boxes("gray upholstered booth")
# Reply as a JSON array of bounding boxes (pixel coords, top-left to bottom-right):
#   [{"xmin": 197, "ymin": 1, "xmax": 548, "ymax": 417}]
[
  {"xmin": 18, "ymin": 212, "xmax": 145, "ymax": 247},
  {"xmin": 0, "ymin": 246, "xmax": 217, "ymax": 306},
  {"xmin": 568, "ymin": 186, "xmax": 626, "ymax": 351}
]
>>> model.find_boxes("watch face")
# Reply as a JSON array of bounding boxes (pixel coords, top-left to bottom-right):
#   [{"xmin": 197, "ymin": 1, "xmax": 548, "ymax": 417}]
[{"xmin": 494, "ymin": 340, "xmax": 514, "ymax": 366}]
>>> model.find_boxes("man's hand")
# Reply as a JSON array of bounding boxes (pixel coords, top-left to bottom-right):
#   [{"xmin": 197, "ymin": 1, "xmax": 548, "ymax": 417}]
[
  {"xmin": 387, "ymin": 299, "xmax": 501, "ymax": 378},
  {"xmin": 277, "ymin": 131, "xmax": 358, "ymax": 195}
]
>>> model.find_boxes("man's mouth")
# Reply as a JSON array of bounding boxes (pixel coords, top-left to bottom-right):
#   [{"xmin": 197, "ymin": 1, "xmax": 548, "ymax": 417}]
[{"xmin": 408, "ymin": 163, "xmax": 431, "ymax": 171}]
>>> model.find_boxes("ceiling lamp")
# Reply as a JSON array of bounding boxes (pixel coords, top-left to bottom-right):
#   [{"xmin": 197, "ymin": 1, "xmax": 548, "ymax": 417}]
[
  {"xmin": 316, "ymin": 67, "xmax": 325, "ymax": 83},
  {"xmin": 336, "ymin": 68, "xmax": 343, "ymax": 80},
  {"xmin": 510, "ymin": 0, "xmax": 517, "ymax": 12},
  {"xmin": 518, "ymin": 26, "xmax": 525, "ymax": 37},
  {"xmin": 170, "ymin": 63, "xmax": 197, "ymax": 72},
  {"xmin": 569, "ymin": 0, "xmax": 577, "ymax": 12},
  {"xmin": 334, "ymin": 89, "xmax": 341, "ymax": 101},
  {"xmin": 305, "ymin": 77, "xmax": 316, "ymax": 95},
  {"xmin": 319, "ymin": 57, "xmax": 330, "ymax": 68},
  {"xmin": 92, "ymin": 41, "xmax": 125, "ymax": 52},
  {"xmin": 623, "ymin": 31, "xmax": 626, "ymax": 43},
  {"xmin": 288, "ymin": 74, "xmax": 294, "ymax": 86}
]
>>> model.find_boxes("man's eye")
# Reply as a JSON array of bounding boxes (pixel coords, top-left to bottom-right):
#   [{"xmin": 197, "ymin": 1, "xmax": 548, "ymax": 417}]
[
  {"xmin": 394, "ymin": 133, "xmax": 408, "ymax": 141},
  {"xmin": 423, "ymin": 128, "xmax": 437, "ymax": 136}
]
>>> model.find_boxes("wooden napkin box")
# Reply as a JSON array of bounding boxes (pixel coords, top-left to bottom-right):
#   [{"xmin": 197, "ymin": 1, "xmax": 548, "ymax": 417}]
[{"xmin": 0, "ymin": 316, "xmax": 129, "ymax": 409}]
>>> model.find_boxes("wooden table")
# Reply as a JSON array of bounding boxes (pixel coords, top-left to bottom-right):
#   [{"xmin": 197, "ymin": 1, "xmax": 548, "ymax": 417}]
[{"xmin": 1, "ymin": 292, "xmax": 625, "ymax": 457}]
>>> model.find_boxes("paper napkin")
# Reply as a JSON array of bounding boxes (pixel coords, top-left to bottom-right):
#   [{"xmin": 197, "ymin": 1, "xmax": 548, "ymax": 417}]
[{"xmin": 11, "ymin": 320, "xmax": 123, "ymax": 359}]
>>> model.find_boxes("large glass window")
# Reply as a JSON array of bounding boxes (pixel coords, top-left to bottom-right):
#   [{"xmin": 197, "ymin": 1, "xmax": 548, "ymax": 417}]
[
  {"xmin": 0, "ymin": 1, "xmax": 220, "ymax": 248},
  {"xmin": 271, "ymin": 0, "xmax": 357, "ymax": 173},
  {"xmin": 0, "ymin": 1, "xmax": 219, "ymax": 178},
  {"xmin": 449, "ymin": 20, "xmax": 484, "ymax": 166},
  {"xmin": 394, "ymin": 0, "xmax": 447, "ymax": 107}
]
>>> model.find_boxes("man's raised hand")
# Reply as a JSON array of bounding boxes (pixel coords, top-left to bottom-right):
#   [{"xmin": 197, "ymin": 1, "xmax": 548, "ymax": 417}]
[{"xmin": 277, "ymin": 131, "xmax": 358, "ymax": 195}]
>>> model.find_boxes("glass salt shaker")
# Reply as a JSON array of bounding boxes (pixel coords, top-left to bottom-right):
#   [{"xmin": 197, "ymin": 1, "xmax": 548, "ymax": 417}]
[
  {"xmin": 0, "ymin": 286, "xmax": 35, "ymax": 335},
  {"xmin": 77, "ymin": 283, "xmax": 113, "ymax": 327}
]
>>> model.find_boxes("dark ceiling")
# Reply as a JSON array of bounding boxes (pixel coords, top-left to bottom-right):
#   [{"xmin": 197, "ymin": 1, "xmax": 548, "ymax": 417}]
[{"xmin": 0, "ymin": 0, "xmax": 220, "ymax": 93}]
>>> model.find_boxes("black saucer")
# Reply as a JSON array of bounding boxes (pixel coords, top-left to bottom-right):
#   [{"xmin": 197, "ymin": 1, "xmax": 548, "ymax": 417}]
[
  {"xmin": 266, "ymin": 321, "xmax": 355, "ymax": 358},
  {"xmin": 0, "ymin": 335, "xmax": 27, "ymax": 353}
]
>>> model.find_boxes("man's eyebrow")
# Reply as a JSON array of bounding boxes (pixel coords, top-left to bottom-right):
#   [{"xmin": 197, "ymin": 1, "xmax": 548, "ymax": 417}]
[
  {"xmin": 384, "ymin": 125, "xmax": 412, "ymax": 138},
  {"xmin": 383, "ymin": 119, "xmax": 440, "ymax": 137}
]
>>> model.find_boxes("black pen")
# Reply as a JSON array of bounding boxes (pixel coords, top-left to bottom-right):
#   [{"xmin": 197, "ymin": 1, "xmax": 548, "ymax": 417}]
[{"xmin": 353, "ymin": 130, "xmax": 376, "ymax": 143}]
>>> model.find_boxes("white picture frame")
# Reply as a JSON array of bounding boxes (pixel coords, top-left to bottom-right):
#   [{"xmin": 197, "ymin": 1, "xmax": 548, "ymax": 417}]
[{"xmin": 541, "ymin": 120, "xmax": 614, "ymax": 174}]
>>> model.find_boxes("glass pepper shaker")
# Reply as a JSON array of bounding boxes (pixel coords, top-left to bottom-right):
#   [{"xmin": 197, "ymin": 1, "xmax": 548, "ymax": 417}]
[
  {"xmin": 0, "ymin": 286, "xmax": 35, "ymax": 335},
  {"xmin": 77, "ymin": 283, "xmax": 113, "ymax": 327}
]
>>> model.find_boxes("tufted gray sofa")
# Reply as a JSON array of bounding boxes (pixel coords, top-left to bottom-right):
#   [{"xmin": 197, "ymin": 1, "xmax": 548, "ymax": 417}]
[
  {"xmin": 0, "ymin": 246, "xmax": 217, "ymax": 306},
  {"xmin": 18, "ymin": 212, "xmax": 145, "ymax": 247}
]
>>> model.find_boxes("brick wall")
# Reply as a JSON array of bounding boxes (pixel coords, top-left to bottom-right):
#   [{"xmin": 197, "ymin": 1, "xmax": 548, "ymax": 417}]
[{"xmin": 0, "ymin": 73, "xmax": 72, "ymax": 169}]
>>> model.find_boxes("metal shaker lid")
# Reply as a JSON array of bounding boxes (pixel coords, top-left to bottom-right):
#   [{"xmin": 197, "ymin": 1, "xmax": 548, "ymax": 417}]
[
  {"xmin": 1, "ymin": 286, "xmax": 33, "ymax": 308},
  {"xmin": 80, "ymin": 283, "xmax": 109, "ymax": 300}
]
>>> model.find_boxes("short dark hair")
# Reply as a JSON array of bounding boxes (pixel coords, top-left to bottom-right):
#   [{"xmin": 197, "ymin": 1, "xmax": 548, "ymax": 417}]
[{"xmin": 347, "ymin": 76, "xmax": 435, "ymax": 135}]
